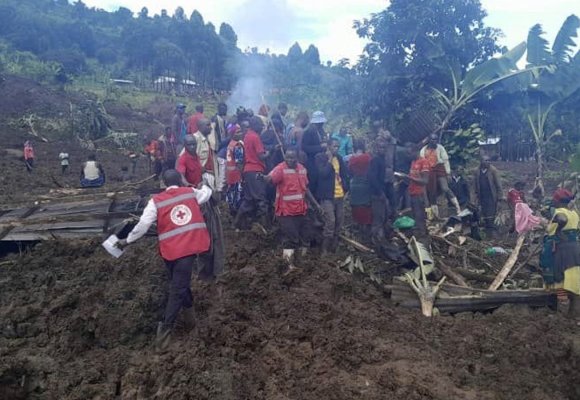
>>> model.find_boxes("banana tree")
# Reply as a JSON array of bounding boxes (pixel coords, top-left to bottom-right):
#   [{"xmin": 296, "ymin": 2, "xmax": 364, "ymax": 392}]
[
  {"xmin": 431, "ymin": 42, "xmax": 541, "ymax": 136},
  {"xmin": 525, "ymin": 15, "xmax": 580, "ymax": 196}
]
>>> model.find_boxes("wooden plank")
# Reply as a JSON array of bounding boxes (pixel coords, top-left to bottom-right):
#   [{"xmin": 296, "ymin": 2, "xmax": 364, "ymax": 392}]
[{"xmin": 391, "ymin": 280, "xmax": 557, "ymax": 313}]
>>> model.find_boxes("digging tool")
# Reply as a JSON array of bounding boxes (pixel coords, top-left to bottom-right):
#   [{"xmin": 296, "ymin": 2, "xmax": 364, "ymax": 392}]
[{"xmin": 339, "ymin": 234, "xmax": 373, "ymax": 253}]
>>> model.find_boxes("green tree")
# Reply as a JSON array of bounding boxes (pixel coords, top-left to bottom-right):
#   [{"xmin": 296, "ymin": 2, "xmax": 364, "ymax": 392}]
[{"xmin": 355, "ymin": 0, "xmax": 501, "ymax": 125}]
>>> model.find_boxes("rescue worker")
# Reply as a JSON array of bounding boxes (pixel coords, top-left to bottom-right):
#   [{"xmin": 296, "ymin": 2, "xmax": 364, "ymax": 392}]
[
  {"xmin": 187, "ymin": 104, "xmax": 205, "ymax": 136},
  {"xmin": 116, "ymin": 169, "xmax": 212, "ymax": 348},
  {"xmin": 262, "ymin": 148, "xmax": 321, "ymax": 273},
  {"xmin": 177, "ymin": 134, "xmax": 225, "ymax": 282}
]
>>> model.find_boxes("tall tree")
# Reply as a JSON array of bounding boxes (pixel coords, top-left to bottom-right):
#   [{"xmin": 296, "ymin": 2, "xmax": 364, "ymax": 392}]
[{"xmin": 355, "ymin": 0, "xmax": 501, "ymax": 125}]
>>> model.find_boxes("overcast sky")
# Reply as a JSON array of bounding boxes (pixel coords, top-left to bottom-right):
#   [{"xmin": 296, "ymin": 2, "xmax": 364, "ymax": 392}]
[{"xmin": 83, "ymin": 0, "xmax": 580, "ymax": 63}]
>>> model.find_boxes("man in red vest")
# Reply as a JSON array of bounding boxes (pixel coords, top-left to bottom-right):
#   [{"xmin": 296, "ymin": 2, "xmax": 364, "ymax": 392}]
[
  {"xmin": 117, "ymin": 169, "xmax": 212, "ymax": 348},
  {"xmin": 262, "ymin": 148, "xmax": 321, "ymax": 273}
]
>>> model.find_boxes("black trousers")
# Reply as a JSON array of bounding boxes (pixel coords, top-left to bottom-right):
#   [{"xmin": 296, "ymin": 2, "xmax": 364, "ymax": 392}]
[
  {"xmin": 163, "ymin": 255, "xmax": 194, "ymax": 330},
  {"xmin": 279, "ymin": 215, "xmax": 310, "ymax": 249},
  {"xmin": 238, "ymin": 172, "xmax": 268, "ymax": 219}
]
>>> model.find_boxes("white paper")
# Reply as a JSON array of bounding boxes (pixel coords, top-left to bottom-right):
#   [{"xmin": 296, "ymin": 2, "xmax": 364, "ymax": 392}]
[{"xmin": 102, "ymin": 234, "xmax": 124, "ymax": 258}]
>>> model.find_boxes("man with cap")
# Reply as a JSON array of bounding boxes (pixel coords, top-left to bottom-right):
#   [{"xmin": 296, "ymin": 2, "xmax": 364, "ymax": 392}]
[
  {"xmin": 116, "ymin": 169, "xmax": 212, "ymax": 349},
  {"xmin": 302, "ymin": 111, "xmax": 328, "ymax": 191},
  {"xmin": 172, "ymin": 103, "xmax": 187, "ymax": 147}
]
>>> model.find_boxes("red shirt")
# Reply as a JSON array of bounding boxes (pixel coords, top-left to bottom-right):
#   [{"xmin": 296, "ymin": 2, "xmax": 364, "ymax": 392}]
[
  {"xmin": 269, "ymin": 162, "xmax": 309, "ymax": 216},
  {"xmin": 24, "ymin": 145, "xmax": 34, "ymax": 160},
  {"xmin": 176, "ymin": 151, "xmax": 203, "ymax": 186},
  {"xmin": 186, "ymin": 112, "xmax": 205, "ymax": 135},
  {"xmin": 243, "ymin": 129, "xmax": 265, "ymax": 173},
  {"xmin": 408, "ymin": 158, "xmax": 430, "ymax": 196}
]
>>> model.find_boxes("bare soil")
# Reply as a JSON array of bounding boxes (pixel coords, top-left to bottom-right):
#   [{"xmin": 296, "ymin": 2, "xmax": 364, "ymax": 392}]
[{"xmin": 1, "ymin": 76, "xmax": 579, "ymax": 400}]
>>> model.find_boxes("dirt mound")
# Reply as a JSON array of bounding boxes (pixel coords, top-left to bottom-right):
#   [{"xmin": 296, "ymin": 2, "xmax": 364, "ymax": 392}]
[{"xmin": 1, "ymin": 228, "xmax": 580, "ymax": 400}]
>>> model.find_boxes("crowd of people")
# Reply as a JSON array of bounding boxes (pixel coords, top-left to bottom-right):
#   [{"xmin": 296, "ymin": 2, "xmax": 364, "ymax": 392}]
[{"xmin": 20, "ymin": 100, "xmax": 580, "ymax": 346}]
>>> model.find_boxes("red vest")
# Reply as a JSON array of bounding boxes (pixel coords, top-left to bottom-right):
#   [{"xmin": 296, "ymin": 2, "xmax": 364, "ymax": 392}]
[
  {"xmin": 152, "ymin": 187, "xmax": 210, "ymax": 261},
  {"xmin": 274, "ymin": 163, "xmax": 308, "ymax": 216},
  {"xmin": 226, "ymin": 140, "xmax": 243, "ymax": 185}
]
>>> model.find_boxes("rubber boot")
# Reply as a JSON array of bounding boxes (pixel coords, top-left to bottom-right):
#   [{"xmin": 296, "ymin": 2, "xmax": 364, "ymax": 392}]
[
  {"xmin": 282, "ymin": 249, "xmax": 297, "ymax": 274},
  {"xmin": 182, "ymin": 307, "xmax": 195, "ymax": 331},
  {"xmin": 451, "ymin": 196, "xmax": 461, "ymax": 215},
  {"xmin": 155, "ymin": 322, "xmax": 172, "ymax": 352},
  {"xmin": 569, "ymin": 294, "xmax": 580, "ymax": 322},
  {"xmin": 431, "ymin": 205, "xmax": 441, "ymax": 221}
]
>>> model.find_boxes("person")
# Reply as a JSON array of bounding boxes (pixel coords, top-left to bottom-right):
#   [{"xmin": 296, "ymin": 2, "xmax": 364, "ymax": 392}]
[
  {"xmin": 59, "ymin": 150, "xmax": 70, "ymax": 175},
  {"xmin": 540, "ymin": 188, "xmax": 580, "ymax": 318},
  {"xmin": 116, "ymin": 169, "xmax": 213, "ymax": 348},
  {"xmin": 257, "ymin": 104, "xmax": 271, "ymax": 128},
  {"xmin": 271, "ymin": 102, "xmax": 288, "ymax": 132},
  {"xmin": 191, "ymin": 118, "xmax": 220, "ymax": 192},
  {"xmin": 348, "ymin": 139, "xmax": 372, "ymax": 238},
  {"xmin": 145, "ymin": 137, "xmax": 163, "ymax": 180},
  {"xmin": 368, "ymin": 134, "xmax": 397, "ymax": 240},
  {"xmin": 379, "ymin": 129, "xmax": 398, "ymax": 220},
  {"xmin": 315, "ymin": 138, "xmax": 349, "ymax": 254},
  {"xmin": 302, "ymin": 111, "xmax": 328, "ymax": 191},
  {"xmin": 261, "ymin": 117, "xmax": 284, "ymax": 174},
  {"xmin": 24, "ymin": 140, "xmax": 34, "ymax": 173},
  {"xmin": 225, "ymin": 124, "xmax": 245, "ymax": 216},
  {"xmin": 508, "ymin": 181, "xmax": 543, "ymax": 234},
  {"xmin": 406, "ymin": 147, "xmax": 430, "ymax": 239},
  {"xmin": 211, "ymin": 102, "xmax": 228, "ymax": 148},
  {"xmin": 262, "ymin": 148, "xmax": 320, "ymax": 273},
  {"xmin": 285, "ymin": 111, "xmax": 309, "ymax": 155},
  {"xmin": 187, "ymin": 104, "xmax": 205, "ymax": 136},
  {"xmin": 332, "ymin": 126, "xmax": 353, "ymax": 160},
  {"xmin": 421, "ymin": 133, "xmax": 461, "ymax": 218},
  {"xmin": 128, "ymin": 151, "xmax": 138, "ymax": 175},
  {"xmin": 80, "ymin": 154, "xmax": 105, "ymax": 188},
  {"xmin": 171, "ymin": 103, "xmax": 187, "ymax": 146},
  {"xmin": 158, "ymin": 126, "xmax": 178, "ymax": 171},
  {"xmin": 235, "ymin": 116, "xmax": 270, "ymax": 229},
  {"xmin": 176, "ymin": 135, "xmax": 203, "ymax": 188},
  {"xmin": 473, "ymin": 155, "xmax": 504, "ymax": 238},
  {"xmin": 394, "ymin": 142, "xmax": 414, "ymax": 211},
  {"xmin": 449, "ymin": 168, "xmax": 471, "ymax": 209},
  {"xmin": 177, "ymin": 135, "xmax": 225, "ymax": 285},
  {"xmin": 213, "ymin": 103, "xmax": 229, "ymax": 192}
]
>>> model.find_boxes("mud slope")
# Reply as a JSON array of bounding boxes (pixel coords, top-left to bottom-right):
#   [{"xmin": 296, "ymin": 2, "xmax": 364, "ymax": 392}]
[{"xmin": 1, "ymin": 228, "xmax": 580, "ymax": 400}]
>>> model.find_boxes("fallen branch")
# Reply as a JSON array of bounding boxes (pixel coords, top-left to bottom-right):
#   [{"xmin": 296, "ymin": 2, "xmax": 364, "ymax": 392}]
[
  {"xmin": 488, "ymin": 234, "xmax": 526, "ymax": 291},
  {"xmin": 431, "ymin": 235, "xmax": 497, "ymax": 272},
  {"xmin": 405, "ymin": 236, "xmax": 446, "ymax": 316},
  {"xmin": 339, "ymin": 234, "xmax": 374, "ymax": 253},
  {"xmin": 436, "ymin": 258, "xmax": 469, "ymax": 287}
]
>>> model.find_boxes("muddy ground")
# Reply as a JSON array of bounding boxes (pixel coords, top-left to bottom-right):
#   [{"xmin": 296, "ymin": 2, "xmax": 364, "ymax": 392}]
[{"xmin": 1, "ymin": 76, "xmax": 580, "ymax": 399}]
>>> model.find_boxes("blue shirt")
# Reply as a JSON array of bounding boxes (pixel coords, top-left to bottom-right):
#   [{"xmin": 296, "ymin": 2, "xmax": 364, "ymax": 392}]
[{"xmin": 331, "ymin": 133, "xmax": 353, "ymax": 159}]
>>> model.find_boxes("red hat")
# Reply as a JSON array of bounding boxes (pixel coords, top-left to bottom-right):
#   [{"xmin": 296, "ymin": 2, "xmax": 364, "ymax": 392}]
[{"xmin": 552, "ymin": 188, "xmax": 573, "ymax": 203}]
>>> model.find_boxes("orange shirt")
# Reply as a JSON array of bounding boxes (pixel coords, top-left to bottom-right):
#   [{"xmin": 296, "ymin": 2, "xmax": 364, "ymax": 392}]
[
  {"xmin": 423, "ymin": 148, "xmax": 438, "ymax": 169},
  {"xmin": 408, "ymin": 158, "xmax": 430, "ymax": 196}
]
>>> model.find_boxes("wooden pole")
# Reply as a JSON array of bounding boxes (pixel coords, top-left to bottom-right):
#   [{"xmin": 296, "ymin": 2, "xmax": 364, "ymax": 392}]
[{"xmin": 488, "ymin": 234, "xmax": 526, "ymax": 291}]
